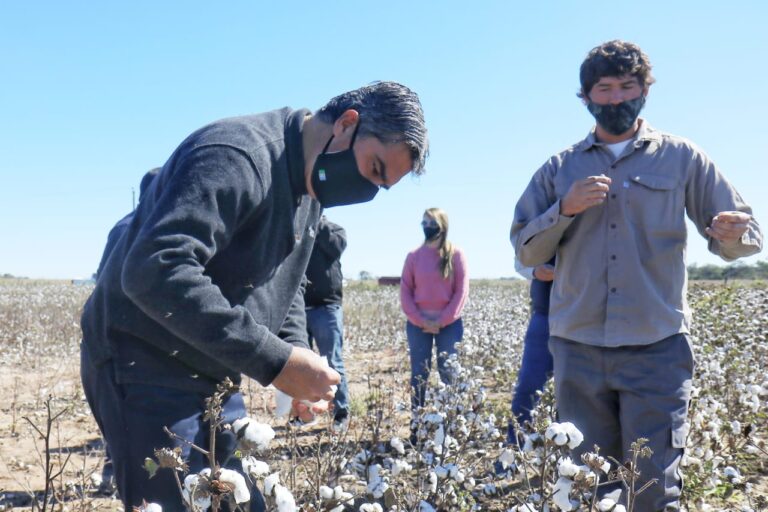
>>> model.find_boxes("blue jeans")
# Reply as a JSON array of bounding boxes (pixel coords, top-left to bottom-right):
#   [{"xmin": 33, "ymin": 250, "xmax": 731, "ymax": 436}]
[
  {"xmin": 509, "ymin": 311, "xmax": 553, "ymax": 442},
  {"xmin": 306, "ymin": 304, "xmax": 349, "ymax": 420},
  {"xmin": 81, "ymin": 343, "xmax": 265, "ymax": 512},
  {"xmin": 406, "ymin": 318, "xmax": 463, "ymax": 413}
]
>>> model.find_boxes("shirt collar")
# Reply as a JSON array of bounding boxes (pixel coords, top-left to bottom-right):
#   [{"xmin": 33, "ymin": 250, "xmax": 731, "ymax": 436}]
[
  {"xmin": 285, "ymin": 108, "xmax": 311, "ymax": 197},
  {"xmin": 576, "ymin": 118, "xmax": 663, "ymax": 152}
]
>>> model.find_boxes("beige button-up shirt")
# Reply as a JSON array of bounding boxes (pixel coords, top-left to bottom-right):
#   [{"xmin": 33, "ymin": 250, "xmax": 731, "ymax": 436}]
[{"xmin": 510, "ymin": 120, "xmax": 762, "ymax": 346}]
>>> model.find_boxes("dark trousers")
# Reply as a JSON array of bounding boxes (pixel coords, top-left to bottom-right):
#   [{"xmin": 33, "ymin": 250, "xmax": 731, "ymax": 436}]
[
  {"xmin": 306, "ymin": 304, "xmax": 350, "ymax": 420},
  {"xmin": 550, "ymin": 334, "xmax": 693, "ymax": 511},
  {"xmin": 80, "ymin": 343, "xmax": 265, "ymax": 512},
  {"xmin": 406, "ymin": 318, "xmax": 463, "ymax": 413},
  {"xmin": 509, "ymin": 310, "xmax": 553, "ymax": 441}
]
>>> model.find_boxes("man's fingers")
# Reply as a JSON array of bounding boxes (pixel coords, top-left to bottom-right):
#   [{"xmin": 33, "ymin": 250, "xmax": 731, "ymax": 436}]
[
  {"xmin": 714, "ymin": 211, "xmax": 751, "ymax": 223},
  {"xmin": 585, "ymin": 175, "xmax": 613, "ymax": 185}
]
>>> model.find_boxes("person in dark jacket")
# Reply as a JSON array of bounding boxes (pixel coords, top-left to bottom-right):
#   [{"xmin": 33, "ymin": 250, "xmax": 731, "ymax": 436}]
[
  {"xmin": 303, "ymin": 216, "xmax": 350, "ymax": 432},
  {"xmin": 93, "ymin": 167, "xmax": 159, "ymax": 495},
  {"xmin": 80, "ymin": 81, "xmax": 428, "ymax": 512},
  {"xmin": 95, "ymin": 168, "xmax": 160, "ymax": 279}
]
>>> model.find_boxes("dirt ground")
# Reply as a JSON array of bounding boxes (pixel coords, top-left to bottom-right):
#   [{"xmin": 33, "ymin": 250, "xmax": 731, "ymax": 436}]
[{"xmin": 0, "ymin": 344, "xmax": 411, "ymax": 511}]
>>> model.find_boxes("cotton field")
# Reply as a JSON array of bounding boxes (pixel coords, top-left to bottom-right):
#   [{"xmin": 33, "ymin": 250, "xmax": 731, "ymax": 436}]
[{"xmin": 0, "ymin": 279, "xmax": 765, "ymax": 511}]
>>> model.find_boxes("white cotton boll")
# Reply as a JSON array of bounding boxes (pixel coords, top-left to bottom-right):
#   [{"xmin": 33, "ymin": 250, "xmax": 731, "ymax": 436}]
[
  {"xmin": 730, "ymin": 420, "xmax": 742, "ymax": 433},
  {"xmin": 482, "ymin": 483, "xmax": 496, "ymax": 495},
  {"xmin": 329, "ymin": 506, "xmax": 344, "ymax": 512},
  {"xmin": 561, "ymin": 422, "xmax": 584, "ymax": 449},
  {"xmin": 424, "ymin": 413, "xmax": 445, "ymax": 424},
  {"xmin": 183, "ymin": 469, "xmax": 213, "ymax": 511},
  {"xmin": 332, "ymin": 485, "xmax": 344, "ymax": 500},
  {"xmin": 513, "ymin": 504, "xmax": 538, "ymax": 512},
  {"xmin": 218, "ymin": 469, "xmax": 250, "ymax": 504},
  {"xmin": 242, "ymin": 456, "xmax": 270, "ymax": 478},
  {"xmin": 545, "ymin": 423, "xmax": 568, "ymax": 446},
  {"xmin": 319, "ymin": 485, "xmax": 334, "ymax": 500},
  {"xmin": 557, "ymin": 457, "xmax": 580, "ymax": 477},
  {"xmin": 359, "ymin": 504, "xmax": 383, "ymax": 512},
  {"xmin": 552, "ymin": 477, "xmax": 576, "ymax": 511},
  {"xmin": 433, "ymin": 425, "xmax": 445, "ymax": 451},
  {"xmin": 264, "ymin": 472, "xmax": 281, "ymax": 496},
  {"xmin": 724, "ymin": 466, "xmax": 742, "ymax": 482},
  {"xmin": 598, "ymin": 498, "xmax": 619, "ymax": 511},
  {"xmin": 428, "ymin": 471, "xmax": 438, "ymax": 493},
  {"xmin": 232, "ymin": 417, "xmax": 276, "ymax": 452},
  {"xmin": 391, "ymin": 459, "xmax": 412, "ymax": 477},
  {"xmin": 89, "ymin": 472, "xmax": 103, "ymax": 488},
  {"xmin": 274, "ymin": 484, "xmax": 297, "ymax": 512},
  {"xmin": 434, "ymin": 465, "xmax": 449, "ymax": 479},
  {"xmin": 274, "ymin": 389, "xmax": 293, "ymax": 418},
  {"xmin": 498, "ymin": 448, "xmax": 516, "ymax": 469},
  {"xmin": 137, "ymin": 503, "xmax": 163, "ymax": 512},
  {"xmin": 391, "ymin": 437, "xmax": 405, "ymax": 455},
  {"xmin": 339, "ymin": 492, "xmax": 354, "ymax": 506}
]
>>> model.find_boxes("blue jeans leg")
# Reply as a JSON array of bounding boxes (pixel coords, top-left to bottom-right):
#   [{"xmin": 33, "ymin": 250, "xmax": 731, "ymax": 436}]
[
  {"xmin": 306, "ymin": 304, "xmax": 349, "ymax": 419},
  {"xmin": 435, "ymin": 318, "xmax": 463, "ymax": 385},
  {"xmin": 407, "ymin": 319, "xmax": 463, "ymax": 413},
  {"xmin": 81, "ymin": 343, "xmax": 265, "ymax": 512},
  {"xmin": 407, "ymin": 321, "xmax": 433, "ymax": 413},
  {"xmin": 509, "ymin": 311, "xmax": 553, "ymax": 441}
]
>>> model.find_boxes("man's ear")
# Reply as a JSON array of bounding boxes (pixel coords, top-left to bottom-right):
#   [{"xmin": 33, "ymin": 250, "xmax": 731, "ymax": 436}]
[
  {"xmin": 332, "ymin": 109, "xmax": 360, "ymax": 138},
  {"xmin": 580, "ymin": 89, "xmax": 590, "ymax": 105}
]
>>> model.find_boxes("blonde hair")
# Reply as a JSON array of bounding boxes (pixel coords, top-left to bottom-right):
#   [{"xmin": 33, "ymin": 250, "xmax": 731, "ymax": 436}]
[{"xmin": 424, "ymin": 207, "xmax": 455, "ymax": 279}]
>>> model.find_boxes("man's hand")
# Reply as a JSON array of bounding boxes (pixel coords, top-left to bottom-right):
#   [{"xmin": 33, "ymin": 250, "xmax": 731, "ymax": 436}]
[
  {"xmin": 560, "ymin": 175, "xmax": 612, "ymax": 216},
  {"xmin": 422, "ymin": 320, "xmax": 440, "ymax": 334},
  {"xmin": 533, "ymin": 264, "xmax": 555, "ymax": 282},
  {"xmin": 705, "ymin": 211, "xmax": 751, "ymax": 245},
  {"xmin": 291, "ymin": 399, "xmax": 330, "ymax": 423},
  {"xmin": 272, "ymin": 346, "xmax": 340, "ymax": 402}
]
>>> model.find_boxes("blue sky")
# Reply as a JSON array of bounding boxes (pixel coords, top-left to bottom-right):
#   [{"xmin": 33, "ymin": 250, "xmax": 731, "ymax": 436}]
[{"xmin": 1, "ymin": 1, "xmax": 766, "ymax": 279}]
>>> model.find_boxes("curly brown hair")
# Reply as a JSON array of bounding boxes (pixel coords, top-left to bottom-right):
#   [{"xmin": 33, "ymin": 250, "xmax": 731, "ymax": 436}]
[{"xmin": 577, "ymin": 40, "xmax": 655, "ymax": 98}]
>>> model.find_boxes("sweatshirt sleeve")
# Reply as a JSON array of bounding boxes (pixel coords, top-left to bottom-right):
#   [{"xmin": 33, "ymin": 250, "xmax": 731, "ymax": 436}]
[
  {"xmin": 438, "ymin": 248, "xmax": 469, "ymax": 326},
  {"xmin": 121, "ymin": 144, "xmax": 293, "ymax": 386},
  {"xmin": 684, "ymin": 146, "xmax": 763, "ymax": 261},
  {"xmin": 277, "ymin": 276, "xmax": 311, "ymax": 349},
  {"xmin": 510, "ymin": 158, "xmax": 575, "ymax": 267},
  {"xmin": 400, "ymin": 251, "xmax": 424, "ymax": 327}
]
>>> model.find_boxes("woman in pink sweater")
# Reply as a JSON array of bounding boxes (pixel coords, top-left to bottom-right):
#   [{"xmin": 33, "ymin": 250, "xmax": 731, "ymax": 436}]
[{"xmin": 400, "ymin": 207, "xmax": 469, "ymax": 420}]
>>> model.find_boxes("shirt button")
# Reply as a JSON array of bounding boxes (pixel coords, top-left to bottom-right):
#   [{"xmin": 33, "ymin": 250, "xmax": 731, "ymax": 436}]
[
  {"xmin": 611, "ymin": 193, "xmax": 617, "ymax": 199},
  {"xmin": 610, "ymin": 223, "xmax": 617, "ymax": 229},
  {"xmin": 610, "ymin": 164, "xmax": 617, "ymax": 169},
  {"xmin": 611, "ymin": 287, "xmax": 617, "ymax": 293},
  {"xmin": 611, "ymin": 255, "xmax": 617, "ymax": 260}
]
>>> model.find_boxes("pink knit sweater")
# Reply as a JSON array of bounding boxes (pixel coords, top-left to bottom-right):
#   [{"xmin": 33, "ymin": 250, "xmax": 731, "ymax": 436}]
[{"xmin": 400, "ymin": 244, "xmax": 469, "ymax": 328}]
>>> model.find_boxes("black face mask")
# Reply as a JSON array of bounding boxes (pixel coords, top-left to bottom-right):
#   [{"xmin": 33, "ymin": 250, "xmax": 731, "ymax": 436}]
[
  {"xmin": 587, "ymin": 96, "xmax": 645, "ymax": 136},
  {"xmin": 310, "ymin": 124, "xmax": 380, "ymax": 208},
  {"xmin": 423, "ymin": 226, "xmax": 441, "ymax": 240}
]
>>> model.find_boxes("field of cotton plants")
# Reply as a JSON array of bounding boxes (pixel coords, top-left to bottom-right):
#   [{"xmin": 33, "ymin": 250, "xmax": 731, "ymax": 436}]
[{"xmin": 0, "ymin": 278, "xmax": 766, "ymax": 511}]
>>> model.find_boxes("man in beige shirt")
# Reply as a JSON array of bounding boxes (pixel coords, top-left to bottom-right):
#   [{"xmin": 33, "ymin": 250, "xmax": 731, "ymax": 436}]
[{"xmin": 510, "ymin": 40, "xmax": 761, "ymax": 511}]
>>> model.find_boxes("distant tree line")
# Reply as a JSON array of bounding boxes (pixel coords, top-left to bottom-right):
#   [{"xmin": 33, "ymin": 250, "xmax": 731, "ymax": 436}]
[{"xmin": 688, "ymin": 261, "xmax": 768, "ymax": 280}]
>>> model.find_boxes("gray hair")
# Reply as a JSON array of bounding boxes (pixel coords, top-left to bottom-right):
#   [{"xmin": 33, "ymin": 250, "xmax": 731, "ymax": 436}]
[{"xmin": 316, "ymin": 81, "xmax": 429, "ymax": 175}]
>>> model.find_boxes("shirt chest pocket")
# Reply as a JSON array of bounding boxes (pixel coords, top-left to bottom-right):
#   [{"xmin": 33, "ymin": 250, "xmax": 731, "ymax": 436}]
[{"xmin": 624, "ymin": 173, "xmax": 685, "ymax": 233}]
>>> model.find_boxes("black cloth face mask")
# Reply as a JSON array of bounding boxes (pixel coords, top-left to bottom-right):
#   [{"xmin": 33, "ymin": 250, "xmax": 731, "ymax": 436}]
[
  {"xmin": 423, "ymin": 226, "xmax": 441, "ymax": 240},
  {"xmin": 311, "ymin": 123, "xmax": 380, "ymax": 208},
  {"xmin": 587, "ymin": 96, "xmax": 645, "ymax": 136}
]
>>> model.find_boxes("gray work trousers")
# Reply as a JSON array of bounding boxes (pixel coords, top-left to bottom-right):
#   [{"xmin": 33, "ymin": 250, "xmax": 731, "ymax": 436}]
[{"xmin": 550, "ymin": 334, "xmax": 693, "ymax": 512}]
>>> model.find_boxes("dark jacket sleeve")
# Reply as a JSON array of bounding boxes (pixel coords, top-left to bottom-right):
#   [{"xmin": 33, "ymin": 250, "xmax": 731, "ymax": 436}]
[
  {"xmin": 277, "ymin": 276, "xmax": 311, "ymax": 348},
  {"xmin": 121, "ymin": 144, "xmax": 293, "ymax": 386}
]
